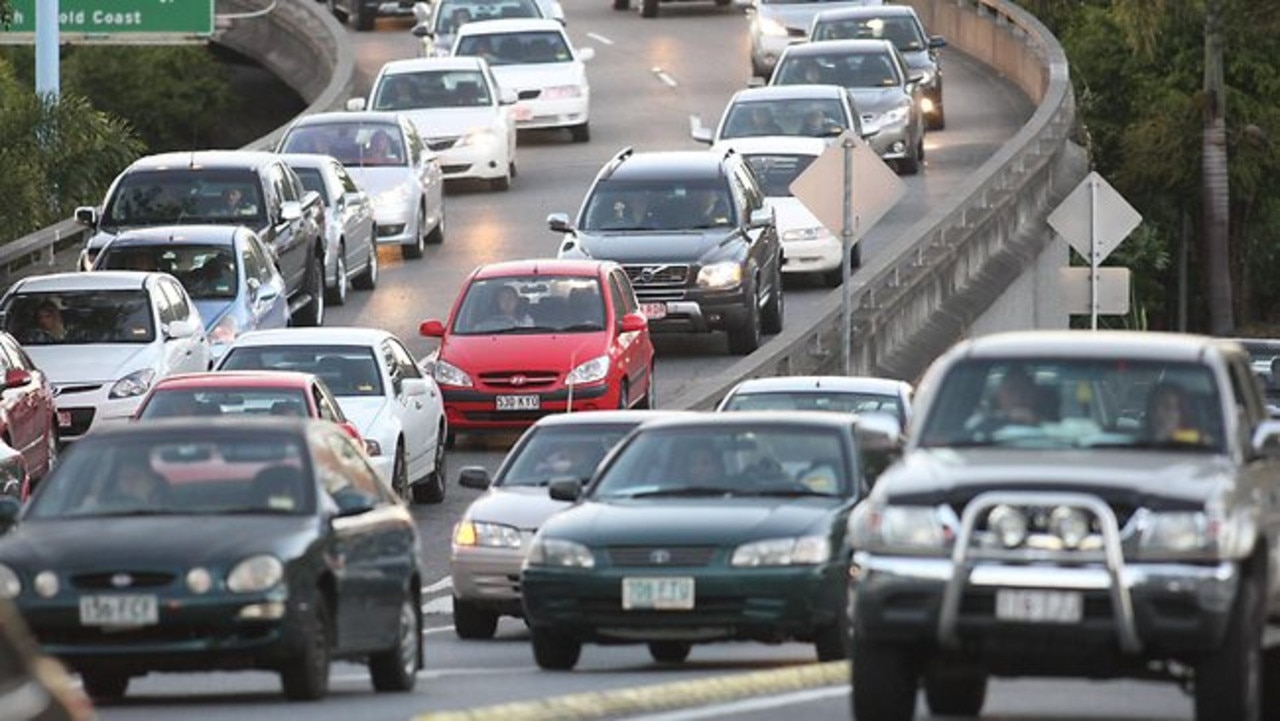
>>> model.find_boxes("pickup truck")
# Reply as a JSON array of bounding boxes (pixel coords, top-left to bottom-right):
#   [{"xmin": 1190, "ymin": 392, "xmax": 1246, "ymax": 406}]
[
  {"xmin": 74, "ymin": 150, "xmax": 328, "ymax": 326},
  {"xmin": 846, "ymin": 330, "xmax": 1280, "ymax": 721}
]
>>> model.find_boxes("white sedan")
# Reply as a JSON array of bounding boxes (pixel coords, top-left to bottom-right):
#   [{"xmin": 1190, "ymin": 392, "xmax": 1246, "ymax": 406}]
[
  {"xmin": 452, "ymin": 18, "xmax": 594, "ymax": 142},
  {"xmin": 215, "ymin": 327, "xmax": 450, "ymax": 504},
  {"xmin": 356, "ymin": 56, "xmax": 519, "ymax": 192},
  {"xmin": 716, "ymin": 374, "xmax": 914, "ymax": 432}
]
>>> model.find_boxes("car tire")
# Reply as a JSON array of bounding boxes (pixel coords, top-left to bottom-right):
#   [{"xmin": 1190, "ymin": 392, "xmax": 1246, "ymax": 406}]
[
  {"xmin": 355, "ymin": 4, "xmax": 374, "ymax": 30},
  {"xmin": 453, "ymin": 596, "xmax": 499, "ymax": 640},
  {"xmin": 426, "ymin": 205, "xmax": 445, "ymax": 245},
  {"xmin": 402, "ymin": 208, "xmax": 426, "ymax": 260},
  {"xmin": 413, "ymin": 430, "xmax": 447, "ymax": 504},
  {"xmin": 570, "ymin": 123, "xmax": 590, "ymax": 143},
  {"xmin": 369, "ymin": 592, "xmax": 421, "ymax": 692},
  {"xmin": 392, "ymin": 443, "xmax": 412, "ymax": 504},
  {"xmin": 280, "ymin": 597, "xmax": 331, "ymax": 701},
  {"xmin": 613, "ymin": 0, "xmax": 629, "ymax": 9},
  {"xmin": 637, "ymin": 364, "xmax": 656, "ymax": 409},
  {"xmin": 1195, "ymin": 564, "xmax": 1264, "ymax": 721},
  {"xmin": 353, "ymin": 231, "xmax": 379, "ymax": 290},
  {"xmin": 648, "ymin": 641, "xmax": 691, "ymax": 663},
  {"xmin": 640, "ymin": 0, "xmax": 658, "ymax": 18},
  {"xmin": 531, "ymin": 628, "xmax": 581, "ymax": 670},
  {"xmin": 850, "ymin": 633, "xmax": 918, "ymax": 721},
  {"xmin": 727, "ymin": 285, "xmax": 761, "ymax": 356},
  {"xmin": 823, "ymin": 266, "xmax": 843, "ymax": 288},
  {"xmin": 924, "ymin": 666, "xmax": 987, "ymax": 717},
  {"xmin": 813, "ymin": 625, "xmax": 847, "ymax": 662},
  {"xmin": 897, "ymin": 140, "xmax": 922, "ymax": 176},
  {"xmin": 761, "ymin": 268, "xmax": 783, "ymax": 335},
  {"xmin": 616, "ymin": 379, "xmax": 630, "ymax": 410},
  {"xmin": 490, "ymin": 170, "xmax": 511, "ymax": 192},
  {"xmin": 81, "ymin": 670, "xmax": 130, "ymax": 702},
  {"xmin": 297, "ymin": 254, "xmax": 326, "ymax": 327},
  {"xmin": 327, "ymin": 244, "xmax": 348, "ymax": 306}
]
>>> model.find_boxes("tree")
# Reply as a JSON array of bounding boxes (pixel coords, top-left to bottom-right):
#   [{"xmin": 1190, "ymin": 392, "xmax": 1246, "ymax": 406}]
[{"xmin": 1201, "ymin": 0, "xmax": 1233, "ymax": 334}]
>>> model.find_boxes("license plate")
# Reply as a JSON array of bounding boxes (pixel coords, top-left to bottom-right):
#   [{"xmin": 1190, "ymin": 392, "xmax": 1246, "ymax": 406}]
[
  {"xmin": 495, "ymin": 394, "xmax": 540, "ymax": 411},
  {"xmin": 640, "ymin": 303, "xmax": 667, "ymax": 320},
  {"xmin": 79, "ymin": 594, "xmax": 159, "ymax": 626},
  {"xmin": 622, "ymin": 577, "xmax": 694, "ymax": 610},
  {"xmin": 995, "ymin": 589, "xmax": 1082, "ymax": 624},
  {"xmin": 56, "ymin": 410, "xmax": 71, "ymax": 428}
]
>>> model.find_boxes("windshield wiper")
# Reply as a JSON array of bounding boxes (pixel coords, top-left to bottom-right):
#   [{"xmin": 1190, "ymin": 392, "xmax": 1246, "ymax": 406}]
[
  {"xmin": 742, "ymin": 487, "xmax": 834, "ymax": 498},
  {"xmin": 556, "ymin": 322, "xmax": 604, "ymax": 332},
  {"xmin": 207, "ymin": 506, "xmax": 299, "ymax": 515},
  {"xmin": 1087, "ymin": 439, "xmax": 1214, "ymax": 452},
  {"xmin": 622, "ymin": 486, "xmax": 737, "ymax": 499}
]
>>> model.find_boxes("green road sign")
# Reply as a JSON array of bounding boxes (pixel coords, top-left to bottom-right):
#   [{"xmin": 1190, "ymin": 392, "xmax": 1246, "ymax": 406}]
[{"xmin": 6, "ymin": 0, "xmax": 214, "ymax": 35}]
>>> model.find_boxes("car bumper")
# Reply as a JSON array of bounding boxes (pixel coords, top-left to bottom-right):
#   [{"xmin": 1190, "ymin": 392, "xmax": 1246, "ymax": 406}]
[
  {"xmin": 53, "ymin": 392, "xmax": 144, "ymax": 442},
  {"xmin": 522, "ymin": 563, "xmax": 844, "ymax": 643},
  {"xmin": 452, "ymin": 544, "xmax": 528, "ymax": 615},
  {"xmin": 438, "ymin": 143, "xmax": 507, "ymax": 182},
  {"xmin": 373, "ymin": 204, "xmax": 416, "ymax": 247},
  {"xmin": 865, "ymin": 122, "xmax": 915, "ymax": 160},
  {"xmin": 781, "ymin": 236, "xmax": 842, "ymax": 275},
  {"xmin": 512, "ymin": 97, "xmax": 589, "ymax": 131},
  {"xmin": 440, "ymin": 382, "xmax": 615, "ymax": 432},
  {"xmin": 636, "ymin": 288, "xmax": 752, "ymax": 335},
  {"xmin": 849, "ymin": 553, "xmax": 1239, "ymax": 668}
]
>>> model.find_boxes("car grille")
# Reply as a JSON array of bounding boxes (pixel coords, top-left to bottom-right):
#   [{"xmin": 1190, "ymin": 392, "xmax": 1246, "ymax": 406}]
[
  {"xmin": 517, "ymin": 89, "xmax": 541, "ymax": 100},
  {"xmin": 54, "ymin": 384, "xmax": 101, "ymax": 396},
  {"xmin": 427, "ymin": 137, "xmax": 459, "ymax": 151},
  {"xmin": 72, "ymin": 571, "xmax": 175, "ymax": 590},
  {"xmin": 786, "ymin": 27, "xmax": 806, "ymax": 38},
  {"xmin": 607, "ymin": 546, "xmax": 719, "ymax": 567},
  {"xmin": 624, "ymin": 264, "xmax": 690, "ymax": 288},
  {"xmin": 58, "ymin": 407, "xmax": 95, "ymax": 437},
  {"xmin": 479, "ymin": 371, "xmax": 560, "ymax": 389},
  {"xmin": 441, "ymin": 164, "xmax": 472, "ymax": 175},
  {"xmin": 462, "ymin": 411, "xmax": 547, "ymax": 422}
]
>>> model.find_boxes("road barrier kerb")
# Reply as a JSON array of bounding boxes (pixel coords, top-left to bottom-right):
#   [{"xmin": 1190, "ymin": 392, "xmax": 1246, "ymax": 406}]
[{"xmin": 412, "ymin": 661, "xmax": 848, "ymax": 721}]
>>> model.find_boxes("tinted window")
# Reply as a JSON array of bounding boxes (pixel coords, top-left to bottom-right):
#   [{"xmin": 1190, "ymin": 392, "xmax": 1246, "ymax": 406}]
[
  {"xmin": 452, "ymin": 275, "xmax": 604, "ymax": 334},
  {"xmin": 499, "ymin": 424, "xmax": 638, "ymax": 486},
  {"xmin": 3, "ymin": 290, "xmax": 154, "ymax": 345},
  {"xmin": 140, "ymin": 388, "xmax": 310, "ymax": 419},
  {"xmin": 96, "ymin": 243, "xmax": 238, "ymax": 301},
  {"xmin": 293, "ymin": 167, "xmax": 331, "ymax": 204},
  {"xmin": 456, "ymin": 30, "xmax": 571, "ymax": 65},
  {"xmin": 740, "ymin": 154, "xmax": 817, "ymax": 197},
  {"xmin": 280, "ymin": 122, "xmax": 406, "ymax": 168},
  {"xmin": 103, "ymin": 168, "xmax": 264, "ymax": 227},
  {"xmin": 581, "ymin": 180, "xmax": 735, "ymax": 231},
  {"xmin": 776, "ymin": 50, "xmax": 901, "ymax": 88},
  {"xmin": 374, "ymin": 70, "xmax": 493, "ymax": 110},
  {"xmin": 219, "ymin": 345, "xmax": 385, "ymax": 397},
  {"xmin": 813, "ymin": 15, "xmax": 926, "ymax": 51},
  {"xmin": 720, "ymin": 99, "xmax": 847, "ymax": 140},
  {"xmin": 723, "ymin": 390, "xmax": 904, "ymax": 425}
]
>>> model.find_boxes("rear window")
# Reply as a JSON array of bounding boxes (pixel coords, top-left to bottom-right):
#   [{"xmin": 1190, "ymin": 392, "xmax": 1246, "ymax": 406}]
[{"xmin": 219, "ymin": 345, "xmax": 384, "ymax": 397}]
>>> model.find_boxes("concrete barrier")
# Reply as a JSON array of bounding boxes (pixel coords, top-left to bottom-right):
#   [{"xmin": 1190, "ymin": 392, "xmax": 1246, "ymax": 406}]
[{"xmin": 0, "ymin": 0, "xmax": 356, "ymax": 286}]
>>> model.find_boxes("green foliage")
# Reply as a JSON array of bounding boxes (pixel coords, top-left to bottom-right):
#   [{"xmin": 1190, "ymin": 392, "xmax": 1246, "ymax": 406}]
[{"xmin": 0, "ymin": 0, "xmax": 12, "ymax": 30}]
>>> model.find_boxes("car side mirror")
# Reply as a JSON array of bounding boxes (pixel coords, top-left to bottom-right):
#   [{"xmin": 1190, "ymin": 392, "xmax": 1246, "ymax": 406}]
[
  {"xmin": 548, "ymin": 478, "xmax": 583, "ymax": 502},
  {"xmin": 1252, "ymin": 420, "xmax": 1280, "ymax": 458},
  {"xmin": 3, "ymin": 369, "xmax": 31, "ymax": 390},
  {"xmin": 547, "ymin": 212, "xmax": 573, "ymax": 234},
  {"xmin": 499, "ymin": 88, "xmax": 518, "ymax": 106},
  {"xmin": 165, "ymin": 319, "xmax": 197, "ymax": 339},
  {"xmin": 412, "ymin": 23, "xmax": 432, "ymax": 38},
  {"xmin": 578, "ymin": 47, "xmax": 595, "ymax": 62},
  {"xmin": 413, "ymin": 1, "xmax": 431, "ymax": 22},
  {"xmin": 419, "ymin": 319, "xmax": 445, "ymax": 338},
  {"xmin": 280, "ymin": 201, "xmax": 303, "ymax": 223},
  {"xmin": 906, "ymin": 71, "xmax": 925, "ymax": 86},
  {"xmin": 401, "ymin": 378, "xmax": 430, "ymax": 398},
  {"xmin": 74, "ymin": 206, "xmax": 98, "ymax": 226},
  {"xmin": 0, "ymin": 496, "xmax": 20, "ymax": 535},
  {"xmin": 332, "ymin": 489, "xmax": 377, "ymax": 518},
  {"xmin": 748, "ymin": 206, "xmax": 774, "ymax": 228},
  {"xmin": 689, "ymin": 115, "xmax": 713, "ymax": 145},
  {"xmin": 928, "ymin": 35, "xmax": 947, "ymax": 49},
  {"xmin": 619, "ymin": 312, "xmax": 647, "ymax": 334},
  {"xmin": 458, "ymin": 466, "xmax": 491, "ymax": 490},
  {"xmin": 346, "ymin": 97, "xmax": 368, "ymax": 112},
  {"xmin": 856, "ymin": 412, "xmax": 904, "ymax": 486}
]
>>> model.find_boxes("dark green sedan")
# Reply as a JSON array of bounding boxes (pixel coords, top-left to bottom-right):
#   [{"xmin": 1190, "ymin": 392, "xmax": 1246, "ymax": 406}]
[
  {"xmin": 521, "ymin": 411, "xmax": 897, "ymax": 670},
  {"xmin": 0, "ymin": 417, "xmax": 423, "ymax": 702}
]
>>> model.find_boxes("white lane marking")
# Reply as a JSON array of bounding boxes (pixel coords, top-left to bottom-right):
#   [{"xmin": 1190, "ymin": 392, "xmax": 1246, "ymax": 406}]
[
  {"xmin": 422, "ymin": 576, "xmax": 453, "ymax": 595},
  {"xmin": 651, "ymin": 67, "xmax": 678, "ymax": 88},
  {"xmin": 422, "ymin": 595, "xmax": 454, "ymax": 615},
  {"xmin": 423, "ymin": 625, "xmax": 456, "ymax": 636},
  {"xmin": 329, "ymin": 666, "xmax": 539, "ymax": 683},
  {"xmin": 587, "ymin": 32, "xmax": 614, "ymax": 46},
  {"xmin": 627, "ymin": 686, "xmax": 847, "ymax": 720}
]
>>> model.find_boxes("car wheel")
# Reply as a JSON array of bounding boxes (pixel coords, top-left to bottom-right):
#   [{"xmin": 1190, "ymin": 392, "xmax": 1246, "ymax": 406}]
[
  {"xmin": 823, "ymin": 266, "xmax": 843, "ymax": 288},
  {"xmin": 426, "ymin": 204, "xmax": 445, "ymax": 245},
  {"xmin": 851, "ymin": 633, "xmax": 918, "ymax": 721},
  {"xmin": 402, "ymin": 208, "xmax": 426, "ymax": 260},
  {"xmin": 369, "ymin": 592, "xmax": 421, "ymax": 692},
  {"xmin": 897, "ymin": 140, "xmax": 922, "ymax": 176},
  {"xmin": 637, "ymin": 364, "xmax": 656, "ymax": 409},
  {"xmin": 616, "ymin": 379, "xmax": 630, "ymax": 410},
  {"xmin": 726, "ymin": 287, "xmax": 761, "ymax": 356},
  {"xmin": 648, "ymin": 641, "xmax": 691, "ymax": 663},
  {"xmin": 531, "ymin": 628, "xmax": 581, "ymax": 670},
  {"xmin": 1196, "ymin": 565, "xmax": 1264, "ymax": 720},
  {"xmin": 41, "ymin": 423, "xmax": 58, "ymax": 480},
  {"xmin": 612, "ymin": 0, "xmax": 629, "ymax": 9},
  {"xmin": 453, "ymin": 596, "xmax": 499, "ymax": 640},
  {"xmin": 297, "ymin": 254, "xmax": 325, "ymax": 327},
  {"xmin": 924, "ymin": 666, "xmax": 988, "ymax": 717},
  {"xmin": 640, "ymin": 0, "xmax": 658, "ymax": 18},
  {"xmin": 392, "ymin": 443, "xmax": 412, "ymax": 504},
  {"xmin": 354, "ymin": 3, "xmax": 374, "ymax": 30},
  {"xmin": 327, "ymin": 244, "xmax": 348, "ymax": 306},
  {"xmin": 510, "ymin": 159, "xmax": 518, "ymax": 178},
  {"xmin": 412, "ymin": 429, "xmax": 446, "ymax": 504},
  {"xmin": 353, "ymin": 231, "xmax": 379, "ymax": 290},
  {"xmin": 280, "ymin": 597, "xmax": 332, "ymax": 701},
  {"xmin": 570, "ymin": 123, "xmax": 590, "ymax": 143},
  {"xmin": 81, "ymin": 670, "xmax": 129, "ymax": 702},
  {"xmin": 761, "ymin": 268, "xmax": 783, "ymax": 335}
]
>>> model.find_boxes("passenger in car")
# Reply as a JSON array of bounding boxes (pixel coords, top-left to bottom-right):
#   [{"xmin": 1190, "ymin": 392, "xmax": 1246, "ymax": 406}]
[{"xmin": 1145, "ymin": 382, "xmax": 1203, "ymax": 443}]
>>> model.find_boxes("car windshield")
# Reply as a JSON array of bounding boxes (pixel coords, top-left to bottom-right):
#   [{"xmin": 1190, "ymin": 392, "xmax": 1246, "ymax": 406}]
[
  {"xmin": 219, "ymin": 346, "xmax": 384, "ymax": 397},
  {"xmin": 723, "ymin": 390, "xmax": 903, "ymax": 424},
  {"xmin": 812, "ymin": 16, "xmax": 926, "ymax": 51},
  {"xmin": 741, "ymin": 154, "xmax": 818, "ymax": 196},
  {"xmin": 500, "ymin": 425, "xmax": 636, "ymax": 486},
  {"xmin": 452, "ymin": 275, "xmax": 605, "ymax": 334},
  {"xmin": 2, "ymin": 290, "xmax": 154, "ymax": 345},
  {"xmin": 775, "ymin": 51, "xmax": 901, "ymax": 88},
  {"xmin": 291, "ymin": 167, "xmax": 332, "ymax": 204},
  {"xmin": 721, "ymin": 99, "xmax": 846, "ymax": 140},
  {"xmin": 95, "ymin": 243, "xmax": 238, "ymax": 301},
  {"xmin": 581, "ymin": 181, "xmax": 736, "ymax": 231},
  {"xmin": 436, "ymin": 0, "xmax": 542, "ymax": 33},
  {"xmin": 279, "ymin": 123, "xmax": 406, "ymax": 168},
  {"xmin": 916, "ymin": 358, "xmax": 1226, "ymax": 453},
  {"xmin": 26, "ymin": 435, "xmax": 315, "ymax": 518},
  {"xmin": 102, "ymin": 169, "xmax": 263, "ymax": 229},
  {"xmin": 592, "ymin": 426, "xmax": 849, "ymax": 498},
  {"xmin": 374, "ymin": 70, "xmax": 493, "ymax": 110},
  {"xmin": 455, "ymin": 30, "xmax": 571, "ymax": 65},
  {"xmin": 140, "ymin": 388, "xmax": 312, "ymax": 419}
]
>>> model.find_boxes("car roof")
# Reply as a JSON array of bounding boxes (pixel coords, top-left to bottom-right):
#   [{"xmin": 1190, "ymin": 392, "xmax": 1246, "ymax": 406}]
[
  {"xmin": 637, "ymin": 410, "xmax": 854, "ymax": 432},
  {"xmin": 79, "ymin": 416, "xmax": 322, "ymax": 440},
  {"xmin": 471, "ymin": 258, "xmax": 614, "ymax": 279},
  {"xmin": 730, "ymin": 84, "xmax": 846, "ymax": 102},
  {"xmin": 12, "ymin": 270, "xmax": 155, "ymax": 293},
  {"xmin": 227, "ymin": 326, "xmax": 397, "ymax": 348},
  {"xmin": 528, "ymin": 410, "xmax": 699, "ymax": 429},
  {"xmin": 813, "ymin": 5, "xmax": 919, "ymax": 22},
  {"xmin": 379, "ymin": 56, "xmax": 488, "ymax": 74},
  {"xmin": 455, "ymin": 17, "xmax": 564, "ymax": 34},
  {"xmin": 726, "ymin": 375, "xmax": 910, "ymax": 395},
  {"xmin": 956, "ymin": 330, "xmax": 1238, "ymax": 363},
  {"xmin": 152, "ymin": 370, "xmax": 318, "ymax": 391},
  {"xmin": 126, "ymin": 150, "xmax": 282, "ymax": 172},
  {"xmin": 606, "ymin": 150, "xmax": 728, "ymax": 182},
  {"xmin": 287, "ymin": 111, "xmax": 405, "ymax": 128},
  {"xmin": 105, "ymin": 225, "xmax": 242, "ymax": 248},
  {"xmin": 713, "ymin": 136, "xmax": 828, "ymax": 158},
  {"xmin": 783, "ymin": 38, "xmax": 896, "ymax": 56}
]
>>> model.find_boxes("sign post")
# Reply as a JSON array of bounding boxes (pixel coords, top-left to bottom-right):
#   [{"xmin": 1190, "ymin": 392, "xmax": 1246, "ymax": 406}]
[
  {"xmin": 840, "ymin": 135, "xmax": 855, "ymax": 375},
  {"xmin": 1047, "ymin": 171, "xmax": 1142, "ymax": 328}
]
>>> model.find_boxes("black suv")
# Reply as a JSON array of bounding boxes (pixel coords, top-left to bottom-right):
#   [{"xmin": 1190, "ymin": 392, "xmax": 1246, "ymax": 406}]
[{"xmin": 550, "ymin": 148, "xmax": 783, "ymax": 355}]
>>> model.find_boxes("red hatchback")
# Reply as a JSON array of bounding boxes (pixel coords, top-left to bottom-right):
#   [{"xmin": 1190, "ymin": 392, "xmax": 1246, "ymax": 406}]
[
  {"xmin": 420, "ymin": 259, "xmax": 656, "ymax": 439},
  {"xmin": 0, "ymin": 332, "xmax": 58, "ymax": 490}
]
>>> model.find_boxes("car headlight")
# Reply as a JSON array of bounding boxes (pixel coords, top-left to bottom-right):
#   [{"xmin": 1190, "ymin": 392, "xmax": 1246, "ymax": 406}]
[
  {"xmin": 0, "ymin": 564, "xmax": 20, "ymax": 599},
  {"xmin": 755, "ymin": 16, "xmax": 788, "ymax": 37},
  {"xmin": 1134, "ymin": 510, "xmax": 1242, "ymax": 559},
  {"xmin": 565, "ymin": 355, "xmax": 609, "ymax": 385},
  {"xmin": 696, "ymin": 261, "xmax": 743, "ymax": 290},
  {"xmin": 542, "ymin": 84, "xmax": 584, "ymax": 99},
  {"xmin": 876, "ymin": 105, "xmax": 911, "ymax": 128},
  {"xmin": 460, "ymin": 127, "xmax": 498, "ymax": 148},
  {"xmin": 731, "ymin": 535, "xmax": 830, "ymax": 567},
  {"xmin": 781, "ymin": 226, "xmax": 835, "ymax": 243},
  {"xmin": 433, "ymin": 358, "xmax": 474, "ymax": 388},
  {"xmin": 454, "ymin": 520, "xmax": 523, "ymax": 549},
  {"xmin": 209, "ymin": 314, "xmax": 239, "ymax": 346},
  {"xmin": 525, "ymin": 537, "xmax": 595, "ymax": 568},
  {"xmin": 227, "ymin": 554, "xmax": 284, "ymax": 593},
  {"xmin": 849, "ymin": 502, "xmax": 954, "ymax": 555},
  {"xmin": 109, "ymin": 368, "xmax": 156, "ymax": 399}
]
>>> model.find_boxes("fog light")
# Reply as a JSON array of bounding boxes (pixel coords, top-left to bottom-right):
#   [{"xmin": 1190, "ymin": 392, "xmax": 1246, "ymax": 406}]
[
  {"xmin": 186, "ymin": 567, "xmax": 213, "ymax": 595},
  {"xmin": 238, "ymin": 602, "xmax": 286, "ymax": 620},
  {"xmin": 891, "ymin": 141, "xmax": 906, "ymax": 153},
  {"xmin": 33, "ymin": 571, "xmax": 58, "ymax": 598},
  {"xmin": 988, "ymin": 504, "xmax": 1027, "ymax": 549},
  {"xmin": 1049, "ymin": 506, "xmax": 1090, "ymax": 549},
  {"xmin": 378, "ymin": 224, "xmax": 406, "ymax": 238}
]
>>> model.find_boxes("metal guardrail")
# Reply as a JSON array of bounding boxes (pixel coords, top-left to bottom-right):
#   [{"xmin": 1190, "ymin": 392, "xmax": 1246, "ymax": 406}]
[{"xmin": 0, "ymin": 0, "xmax": 356, "ymax": 285}]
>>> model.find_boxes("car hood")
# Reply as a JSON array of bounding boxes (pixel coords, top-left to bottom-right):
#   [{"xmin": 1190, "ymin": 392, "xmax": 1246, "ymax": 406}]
[
  {"xmin": 345, "ymin": 167, "xmax": 415, "ymax": 196},
  {"xmin": 332, "ymin": 396, "xmax": 391, "ymax": 438},
  {"xmin": 26, "ymin": 344, "xmax": 160, "ymax": 385},
  {"xmin": 441, "ymin": 333, "xmax": 608, "ymax": 375},
  {"xmin": 901, "ymin": 50, "xmax": 935, "ymax": 72},
  {"xmin": 767, "ymin": 197, "xmax": 823, "ymax": 232},
  {"xmin": 398, "ymin": 108, "xmax": 501, "ymax": 139},
  {"xmin": 0, "ymin": 516, "xmax": 318, "ymax": 567},
  {"xmin": 878, "ymin": 448, "xmax": 1236, "ymax": 510},
  {"xmin": 491, "ymin": 63, "xmax": 585, "ymax": 91},
  {"xmin": 848, "ymin": 86, "xmax": 909, "ymax": 113},
  {"xmin": 569, "ymin": 230, "xmax": 738, "ymax": 265},
  {"xmin": 542, "ymin": 496, "xmax": 845, "ymax": 546},
  {"xmin": 468, "ymin": 486, "xmax": 570, "ymax": 531}
]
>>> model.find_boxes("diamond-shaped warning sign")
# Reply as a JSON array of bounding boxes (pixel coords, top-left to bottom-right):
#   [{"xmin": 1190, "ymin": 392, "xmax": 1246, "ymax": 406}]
[{"xmin": 1048, "ymin": 171, "xmax": 1142, "ymax": 262}]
